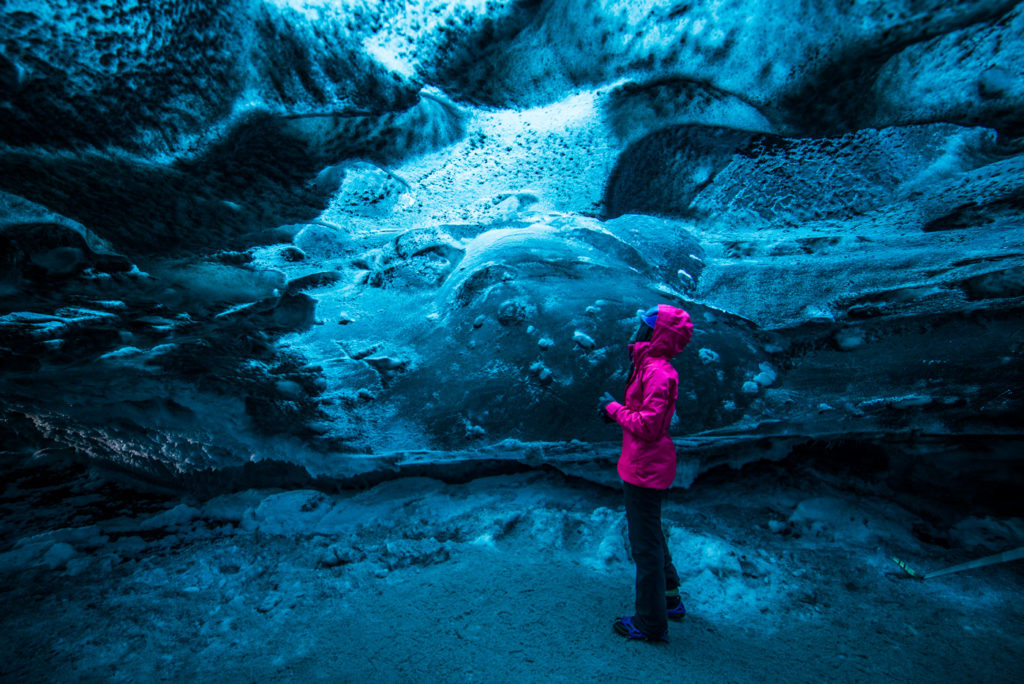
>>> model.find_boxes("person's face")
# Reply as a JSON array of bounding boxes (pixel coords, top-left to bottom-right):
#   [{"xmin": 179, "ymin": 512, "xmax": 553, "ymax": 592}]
[{"xmin": 630, "ymin": 322, "xmax": 653, "ymax": 344}]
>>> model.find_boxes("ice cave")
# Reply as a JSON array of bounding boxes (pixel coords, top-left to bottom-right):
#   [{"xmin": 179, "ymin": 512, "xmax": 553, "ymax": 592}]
[{"xmin": 2, "ymin": 0, "xmax": 1023, "ymax": 680}]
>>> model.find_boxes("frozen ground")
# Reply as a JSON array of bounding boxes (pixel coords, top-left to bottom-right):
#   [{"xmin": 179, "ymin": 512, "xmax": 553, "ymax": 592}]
[{"xmin": 2, "ymin": 454, "xmax": 1022, "ymax": 683}]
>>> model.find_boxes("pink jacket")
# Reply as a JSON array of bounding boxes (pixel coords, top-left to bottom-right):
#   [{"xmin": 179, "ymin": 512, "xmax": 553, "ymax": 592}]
[{"xmin": 605, "ymin": 305, "xmax": 693, "ymax": 489}]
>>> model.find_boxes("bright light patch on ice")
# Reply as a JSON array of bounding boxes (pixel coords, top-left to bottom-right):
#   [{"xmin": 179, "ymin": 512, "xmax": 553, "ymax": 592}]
[
  {"xmin": 262, "ymin": 0, "xmax": 354, "ymax": 16},
  {"xmin": 691, "ymin": 166, "xmax": 713, "ymax": 184},
  {"xmin": 364, "ymin": 36, "xmax": 417, "ymax": 79},
  {"xmin": 517, "ymin": 91, "xmax": 599, "ymax": 132}
]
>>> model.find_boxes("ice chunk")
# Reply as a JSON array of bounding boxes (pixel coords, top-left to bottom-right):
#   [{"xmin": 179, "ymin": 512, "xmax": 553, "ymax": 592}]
[
  {"xmin": 275, "ymin": 380, "xmax": 304, "ymax": 400},
  {"xmin": 0, "ymin": 311, "xmax": 62, "ymax": 324},
  {"xmin": 465, "ymin": 423, "xmax": 486, "ymax": 439},
  {"xmin": 678, "ymin": 269, "xmax": 695, "ymax": 289},
  {"xmin": 91, "ymin": 300, "xmax": 127, "ymax": 310},
  {"xmin": 858, "ymin": 394, "xmax": 932, "ymax": 410},
  {"xmin": 573, "ymin": 331, "xmax": 596, "ymax": 350},
  {"xmin": 529, "ymin": 361, "xmax": 553, "ymax": 384},
  {"xmin": 698, "ymin": 348, "xmax": 720, "ymax": 364},
  {"xmin": 140, "ymin": 503, "xmax": 200, "ymax": 530},
  {"xmin": 99, "ymin": 346, "xmax": 145, "ymax": 360},
  {"xmin": 801, "ymin": 305, "xmax": 834, "ymax": 323},
  {"xmin": 834, "ymin": 328, "xmax": 864, "ymax": 350},
  {"xmin": 890, "ymin": 394, "xmax": 931, "ymax": 408},
  {"xmin": 753, "ymin": 363, "xmax": 776, "ymax": 388},
  {"xmin": 365, "ymin": 355, "xmax": 410, "ymax": 383},
  {"xmin": 43, "ymin": 542, "xmax": 76, "ymax": 570},
  {"xmin": 294, "ymin": 224, "xmax": 350, "ymax": 259}
]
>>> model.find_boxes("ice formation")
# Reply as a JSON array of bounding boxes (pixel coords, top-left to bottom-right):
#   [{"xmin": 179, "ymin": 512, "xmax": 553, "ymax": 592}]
[{"xmin": 3, "ymin": 0, "xmax": 1021, "ymax": 496}]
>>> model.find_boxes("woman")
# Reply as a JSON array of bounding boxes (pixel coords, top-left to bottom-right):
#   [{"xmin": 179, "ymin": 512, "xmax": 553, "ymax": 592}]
[{"xmin": 600, "ymin": 304, "xmax": 693, "ymax": 643}]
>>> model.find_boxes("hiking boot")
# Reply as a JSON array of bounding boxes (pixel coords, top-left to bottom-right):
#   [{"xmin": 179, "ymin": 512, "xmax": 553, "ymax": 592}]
[
  {"xmin": 613, "ymin": 616, "xmax": 669, "ymax": 643},
  {"xmin": 667, "ymin": 595, "xmax": 687, "ymax": 621}
]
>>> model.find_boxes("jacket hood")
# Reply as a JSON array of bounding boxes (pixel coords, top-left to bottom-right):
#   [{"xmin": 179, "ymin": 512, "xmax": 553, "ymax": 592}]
[{"xmin": 641, "ymin": 305, "xmax": 693, "ymax": 360}]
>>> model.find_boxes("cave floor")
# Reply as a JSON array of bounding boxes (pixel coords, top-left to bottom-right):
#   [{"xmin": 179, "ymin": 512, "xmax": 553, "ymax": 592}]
[{"xmin": 2, "ymin": 463, "xmax": 1022, "ymax": 683}]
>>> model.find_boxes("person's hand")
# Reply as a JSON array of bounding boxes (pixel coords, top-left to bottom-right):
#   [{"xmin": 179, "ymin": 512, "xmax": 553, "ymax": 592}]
[{"xmin": 597, "ymin": 392, "xmax": 617, "ymax": 423}]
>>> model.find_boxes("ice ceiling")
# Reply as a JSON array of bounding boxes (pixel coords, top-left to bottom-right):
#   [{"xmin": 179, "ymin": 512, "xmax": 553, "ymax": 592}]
[{"xmin": 1, "ymin": 0, "xmax": 1022, "ymax": 500}]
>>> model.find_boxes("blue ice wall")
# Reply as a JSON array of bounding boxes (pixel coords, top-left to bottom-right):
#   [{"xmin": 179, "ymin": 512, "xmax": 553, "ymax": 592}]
[{"xmin": 1, "ymin": 0, "xmax": 1022, "ymax": 498}]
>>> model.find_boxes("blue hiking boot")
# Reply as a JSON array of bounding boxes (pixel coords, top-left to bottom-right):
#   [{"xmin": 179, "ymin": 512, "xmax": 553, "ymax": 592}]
[
  {"xmin": 613, "ymin": 616, "xmax": 669, "ymax": 643},
  {"xmin": 667, "ymin": 595, "xmax": 687, "ymax": 621}
]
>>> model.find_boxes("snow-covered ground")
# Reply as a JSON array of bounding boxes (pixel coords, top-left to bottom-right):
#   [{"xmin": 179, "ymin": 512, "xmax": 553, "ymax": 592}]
[{"xmin": 3, "ymin": 454, "xmax": 1021, "ymax": 682}]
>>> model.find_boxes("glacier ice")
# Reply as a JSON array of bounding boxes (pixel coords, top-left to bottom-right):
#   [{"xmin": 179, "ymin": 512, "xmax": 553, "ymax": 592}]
[{"xmin": 0, "ymin": 0, "xmax": 1020, "ymax": 504}]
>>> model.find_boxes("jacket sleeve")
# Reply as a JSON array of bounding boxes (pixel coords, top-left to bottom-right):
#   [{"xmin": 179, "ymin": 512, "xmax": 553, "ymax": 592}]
[{"xmin": 605, "ymin": 367, "xmax": 676, "ymax": 442}]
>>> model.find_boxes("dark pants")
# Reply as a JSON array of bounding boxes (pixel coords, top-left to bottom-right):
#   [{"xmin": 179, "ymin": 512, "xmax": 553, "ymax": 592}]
[{"xmin": 623, "ymin": 481, "xmax": 680, "ymax": 636}]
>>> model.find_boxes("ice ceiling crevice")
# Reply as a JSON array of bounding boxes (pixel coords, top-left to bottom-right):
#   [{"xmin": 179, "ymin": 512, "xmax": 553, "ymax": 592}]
[{"xmin": 1, "ymin": 0, "xmax": 1023, "ymax": 506}]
